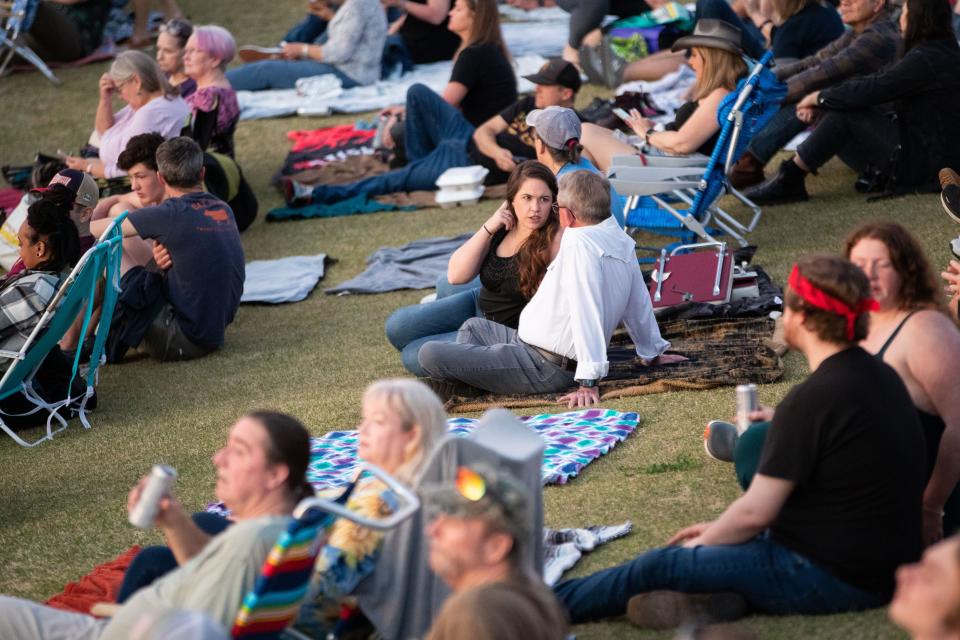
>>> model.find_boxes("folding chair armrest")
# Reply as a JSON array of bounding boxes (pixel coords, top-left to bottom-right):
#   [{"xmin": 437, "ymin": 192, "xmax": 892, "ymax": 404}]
[
  {"xmin": 0, "ymin": 349, "xmax": 24, "ymax": 360},
  {"xmin": 293, "ymin": 462, "xmax": 420, "ymax": 531},
  {"xmin": 608, "ymin": 166, "xmax": 704, "ymax": 182},
  {"xmin": 610, "ymin": 154, "xmax": 708, "ymax": 169},
  {"xmin": 609, "ymin": 178, "xmax": 701, "ymax": 197}
]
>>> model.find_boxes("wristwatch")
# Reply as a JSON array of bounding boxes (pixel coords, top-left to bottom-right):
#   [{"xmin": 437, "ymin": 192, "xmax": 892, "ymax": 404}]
[{"xmin": 576, "ymin": 378, "xmax": 598, "ymax": 388}]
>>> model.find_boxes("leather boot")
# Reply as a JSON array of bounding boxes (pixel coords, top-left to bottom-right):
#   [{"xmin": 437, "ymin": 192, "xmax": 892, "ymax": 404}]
[
  {"xmin": 743, "ymin": 158, "xmax": 809, "ymax": 205},
  {"xmin": 728, "ymin": 152, "xmax": 765, "ymax": 190}
]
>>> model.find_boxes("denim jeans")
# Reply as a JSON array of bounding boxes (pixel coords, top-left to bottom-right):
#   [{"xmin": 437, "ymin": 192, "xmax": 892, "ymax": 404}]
[
  {"xmin": 696, "ymin": 0, "xmax": 766, "ymax": 60},
  {"xmin": 747, "ymin": 104, "xmax": 808, "ymax": 164},
  {"xmin": 308, "ymin": 84, "xmax": 475, "ymax": 204},
  {"xmin": 436, "ymin": 274, "xmax": 482, "ymax": 299},
  {"xmin": 116, "ymin": 512, "xmax": 232, "ymax": 603},
  {"xmin": 226, "ymin": 60, "xmax": 359, "ymax": 91},
  {"xmin": 382, "ymin": 33, "xmax": 414, "ymax": 79},
  {"xmin": 283, "ymin": 14, "xmax": 328, "ymax": 44},
  {"xmin": 418, "ymin": 318, "xmax": 576, "ymax": 394},
  {"xmin": 796, "ymin": 108, "xmax": 897, "ymax": 175},
  {"xmin": 553, "ymin": 532, "xmax": 888, "ymax": 624},
  {"xmin": 385, "ymin": 288, "xmax": 481, "ymax": 376}
]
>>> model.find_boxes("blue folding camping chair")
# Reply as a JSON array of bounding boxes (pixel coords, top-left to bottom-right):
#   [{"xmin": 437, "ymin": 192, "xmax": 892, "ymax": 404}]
[
  {"xmin": 607, "ymin": 50, "xmax": 786, "ymax": 248},
  {"xmin": 0, "ymin": 212, "xmax": 126, "ymax": 447},
  {"xmin": 0, "ymin": 0, "xmax": 58, "ymax": 84}
]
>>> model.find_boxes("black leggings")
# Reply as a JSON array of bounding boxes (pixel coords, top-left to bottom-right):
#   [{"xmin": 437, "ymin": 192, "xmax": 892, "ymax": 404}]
[
  {"xmin": 557, "ymin": 0, "xmax": 651, "ymax": 48},
  {"xmin": 797, "ymin": 108, "xmax": 898, "ymax": 176}
]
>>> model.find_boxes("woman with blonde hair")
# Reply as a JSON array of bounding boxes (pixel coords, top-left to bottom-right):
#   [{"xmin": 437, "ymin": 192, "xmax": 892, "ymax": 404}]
[
  {"xmin": 64, "ymin": 50, "xmax": 189, "ymax": 179},
  {"xmin": 581, "ymin": 19, "xmax": 748, "ymax": 171}
]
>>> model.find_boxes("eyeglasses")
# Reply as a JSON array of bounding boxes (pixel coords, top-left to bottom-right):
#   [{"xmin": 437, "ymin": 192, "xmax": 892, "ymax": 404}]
[
  {"xmin": 557, "ymin": 205, "xmax": 577, "ymax": 220},
  {"xmin": 455, "ymin": 466, "xmax": 487, "ymax": 502}
]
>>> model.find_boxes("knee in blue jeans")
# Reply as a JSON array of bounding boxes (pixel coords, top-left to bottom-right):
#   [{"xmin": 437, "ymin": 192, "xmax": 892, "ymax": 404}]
[
  {"xmin": 385, "ymin": 306, "xmax": 414, "ymax": 350},
  {"xmin": 406, "ymin": 83, "xmax": 433, "ymax": 107}
]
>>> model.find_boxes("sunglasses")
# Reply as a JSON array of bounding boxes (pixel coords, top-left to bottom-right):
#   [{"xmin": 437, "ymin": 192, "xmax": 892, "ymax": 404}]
[{"xmin": 455, "ymin": 466, "xmax": 487, "ymax": 502}]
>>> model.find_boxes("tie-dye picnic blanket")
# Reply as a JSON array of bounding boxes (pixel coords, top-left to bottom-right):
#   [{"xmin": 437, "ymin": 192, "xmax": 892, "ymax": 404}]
[{"xmin": 309, "ymin": 408, "xmax": 640, "ymax": 490}]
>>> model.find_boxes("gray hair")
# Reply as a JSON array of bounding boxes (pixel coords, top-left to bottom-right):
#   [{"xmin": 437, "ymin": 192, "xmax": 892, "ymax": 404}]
[
  {"xmin": 362, "ymin": 378, "xmax": 448, "ymax": 485},
  {"xmin": 558, "ymin": 170, "xmax": 611, "ymax": 224},
  {"xmin": 156, "ymin": 137, "xmax": 204, "ymax": 188},
  {"xmin": 109, "ymin": 50, "xmax": 178, "ymax": 99}
]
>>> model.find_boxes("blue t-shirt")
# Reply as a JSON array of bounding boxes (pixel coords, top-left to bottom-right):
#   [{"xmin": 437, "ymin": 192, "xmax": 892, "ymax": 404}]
[
  {"xmin": 558, "ymin": 158, "xmax": 627, "ymax": 228},
  {"xmin": 772, "ymin": 2, "xmax": 844, "ymax": 62},
  {"xmin": 128, "ymin": 191, "xmax": 245, "ymax": 348}
]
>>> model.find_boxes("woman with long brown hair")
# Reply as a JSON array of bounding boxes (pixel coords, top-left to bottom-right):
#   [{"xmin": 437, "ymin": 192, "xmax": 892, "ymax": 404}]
[
  {"xmin": 845, "ymin": 221, "xmax": 960, "ymax": 547},
  {"xmin": 580, "ymin": 19, "xmax": 748, "ymax": 171},
  {"xmin": 386, "ymin": 161, "xmax": 561, "ymax": 376}
]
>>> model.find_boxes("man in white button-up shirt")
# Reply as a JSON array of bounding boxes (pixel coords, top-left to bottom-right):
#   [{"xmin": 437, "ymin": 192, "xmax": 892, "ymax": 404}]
[{"xmin": 419, "ymin": 170, "xmax": 682, "ymax": 406}]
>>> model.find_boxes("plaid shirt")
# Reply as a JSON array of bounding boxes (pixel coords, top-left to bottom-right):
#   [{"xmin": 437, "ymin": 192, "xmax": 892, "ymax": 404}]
[
  {"xmin": 776, "ymin": 11, "xmax": 902, "ymax": 103},
  {"xmin": 0, "ymin": 271, "xmax": 60, "ymax": 358}
]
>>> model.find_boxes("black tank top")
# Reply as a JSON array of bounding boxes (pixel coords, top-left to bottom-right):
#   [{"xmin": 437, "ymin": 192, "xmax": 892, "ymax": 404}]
[
  {"xmin": 477, "ymin": 229, "xmax": 527, "ymax": 329},
  {"xmin": 874, "ymin": 310, "xmax": 946, "ymax": 477},
  {"xmin": 399, "ymin": 0, "xmax": 461, "ymax": 64}
]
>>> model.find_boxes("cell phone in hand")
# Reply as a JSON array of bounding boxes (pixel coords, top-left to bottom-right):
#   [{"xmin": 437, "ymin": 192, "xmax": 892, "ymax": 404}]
[
  {"xmin": 950, "ymin": 237, "xmax": 960, "ymax": 261},
  {"xmin": 612, "ymin": 107, "xmax": 632, "ymax": 123}
]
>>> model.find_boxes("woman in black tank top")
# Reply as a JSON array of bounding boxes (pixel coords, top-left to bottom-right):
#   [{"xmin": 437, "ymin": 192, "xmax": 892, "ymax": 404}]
[
  {"xmin": 385, "ymin": 162, "xmax": 561, "ymax": 376},
  {"xmin": 847, "ymin": 221, "xmax": 960, "ymax": 545}
]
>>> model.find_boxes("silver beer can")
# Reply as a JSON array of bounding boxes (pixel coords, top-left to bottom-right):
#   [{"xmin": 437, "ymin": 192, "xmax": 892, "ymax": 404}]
[
  {"xmin": 128, "ymin": 465, "xmax": 177, "ymax": 529},
  {"xmin": 735, "ymin": 384, "xmax": 758, "ymax": 435}
]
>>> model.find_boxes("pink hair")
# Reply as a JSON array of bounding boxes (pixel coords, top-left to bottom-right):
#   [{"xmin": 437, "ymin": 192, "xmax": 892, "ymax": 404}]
[{"xmin": 191, "ymin": 25, "xmax": 236, "ymax": 69}]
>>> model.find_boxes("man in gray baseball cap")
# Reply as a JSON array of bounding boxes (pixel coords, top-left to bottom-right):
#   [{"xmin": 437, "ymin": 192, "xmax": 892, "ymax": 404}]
[
  {"xmin": 525, "ymin": 106, "xmax": 628, "ymax": 227},
  {"xmin": 422, "ymin": 464, "xmax": 569, "ymax": 639}
]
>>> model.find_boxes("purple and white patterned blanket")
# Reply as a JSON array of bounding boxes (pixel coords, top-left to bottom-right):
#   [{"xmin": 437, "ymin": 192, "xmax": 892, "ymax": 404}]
[{"xmin": 307, "ymin": 408, "xmax": 640, "ymax": 490}]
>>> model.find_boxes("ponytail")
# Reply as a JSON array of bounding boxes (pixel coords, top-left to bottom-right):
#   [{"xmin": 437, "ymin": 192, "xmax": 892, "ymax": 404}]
[{"xmin": 25, "ymin": 199, "xmax": 81, "ymax": 273}]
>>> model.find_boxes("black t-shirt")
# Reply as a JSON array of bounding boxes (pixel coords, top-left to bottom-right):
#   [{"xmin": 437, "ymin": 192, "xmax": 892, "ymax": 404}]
[
  {"xmin": 450, "ymin": 42, "xmax": 517, "ymax": 128},
  {"xmin": 477, "ymin": 228, "xmax": 526, "ymax": 328},
  {"xmin": 468, "ymin": 95, "xmax": 586, "ymax": 184},
  {"xmin": 128, "ymin": 192, "xmax": 245, "ymax": 348},
  {"xmin": 400, "ymin": 0, "xmax": 462, "ymax": 64},
  {"xmin": 771, "ymin": 2, "xmax": 844, "ymax": 61},
  {"xmin": 758, "ymin": 347, "xmax": 925, "ymax": 596}
]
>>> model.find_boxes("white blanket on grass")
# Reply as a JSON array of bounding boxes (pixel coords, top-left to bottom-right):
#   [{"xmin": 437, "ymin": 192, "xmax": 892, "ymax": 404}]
[
  {"xmin": 241, "ymin": 254, "xmax": 328, "ymax": 304},
  {"xmin": 237, "ymin": 17, "xmax": 568, "ymax": 120}
]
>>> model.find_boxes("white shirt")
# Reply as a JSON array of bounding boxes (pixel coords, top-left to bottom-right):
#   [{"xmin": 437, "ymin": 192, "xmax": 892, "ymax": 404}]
[{"xmin": 518, "ymin": 216, "xmax": 670, "ymax": 380}]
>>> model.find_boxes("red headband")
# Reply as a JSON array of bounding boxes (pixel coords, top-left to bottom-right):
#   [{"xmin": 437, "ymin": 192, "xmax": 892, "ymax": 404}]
[{"xmin": 787, "ymin": 264, "xmax": 878, "ymax": 340}]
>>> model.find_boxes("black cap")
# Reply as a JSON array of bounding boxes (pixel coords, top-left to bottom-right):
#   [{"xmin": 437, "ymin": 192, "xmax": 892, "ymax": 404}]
[{"xmin": 523, "ymin": 58, "xmax": 582, "ymax": 93}]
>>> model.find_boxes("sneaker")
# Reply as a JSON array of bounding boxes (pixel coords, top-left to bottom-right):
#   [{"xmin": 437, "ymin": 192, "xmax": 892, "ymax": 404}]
[
  {"xmin": 941, "ymin": 169, "xmax": 960, "ymax": 224},
  {"xmin": 627, "ymin": 591, "xmax": 748, "ymax": 630},
  {"xmin": 703, "ymin": 420, "xmax": 737, "ymax": 462},
  {"xmin": 238, "ymin": 45, "xmax": 283, "ymax": 63},
  {"xmin": 742, "ymin": 159, "xmax": 809, "ymax": 206},
  {"xmin": 279, "ymin": 177, "xmax": 314, "ymax": 207}
]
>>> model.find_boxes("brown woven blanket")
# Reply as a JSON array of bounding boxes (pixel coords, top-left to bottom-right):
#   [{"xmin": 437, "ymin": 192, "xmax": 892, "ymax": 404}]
[{"xmin": 445, "ymin": 316, "xmax": 784, "ymax": 411}]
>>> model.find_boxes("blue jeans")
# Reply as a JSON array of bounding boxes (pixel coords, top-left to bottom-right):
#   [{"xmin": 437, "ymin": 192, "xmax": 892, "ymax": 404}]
[
  {"xmin": 746, "ymin": 103, "xmax": 808, "ymax": 164},
  {"xmin": 696, "ymin": 0, "xmax": 766, "ymax": 60},
  {"xmin": 309, "ymin": 84, "xmax": 475, "ymax": 204},
  {"xmin": 385, "ymin": 288, "xmax": 481, "ymax": 376},
  {"xmin": 382, "ymin": 33, "xmax": 414, "ymax": 79},
  {"xmin": 225, "ymin": 59, "xmax": 359, "ymax": 91},
  {"xmin": 553, "ymin": 533, "xmax": 887, "ymax": 624},
  {"xmin": 436, "ymin": 274, "xmax": 482, "ymax": 299},
  {"xmin": 284, "ymin": 14, "xmax": 328, "ymax": 44},
  {"xmin": 116, "ymin": 512, "xmax": 231, "ymax": 603}
]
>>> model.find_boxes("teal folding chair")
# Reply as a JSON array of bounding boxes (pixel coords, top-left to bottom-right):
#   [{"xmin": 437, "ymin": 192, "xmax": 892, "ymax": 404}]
[
  {"xmin": 0, "ymin": 212, "xmax": 126, "ymax": 447},
  {"xmin": 231, "ymin": 463, "xmax": 420, "ymax": 640}
]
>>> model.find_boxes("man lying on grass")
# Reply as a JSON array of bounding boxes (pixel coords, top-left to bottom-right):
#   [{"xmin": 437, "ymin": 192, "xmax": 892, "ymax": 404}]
[{"xmin": 553, "ymin": 253, "xmax": 927, "ymax": 629}]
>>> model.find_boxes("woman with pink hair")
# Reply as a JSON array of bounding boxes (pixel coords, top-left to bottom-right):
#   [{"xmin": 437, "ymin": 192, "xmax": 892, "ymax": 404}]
[{"xmin": 183, "ymin": 25, "xmax": 240, "ymax": 157}]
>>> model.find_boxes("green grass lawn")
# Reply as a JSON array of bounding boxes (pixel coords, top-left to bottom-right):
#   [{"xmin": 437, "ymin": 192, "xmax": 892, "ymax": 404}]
[{"xmin": 0, "ymin": 2, "xmax": 946, "ymax": 637}]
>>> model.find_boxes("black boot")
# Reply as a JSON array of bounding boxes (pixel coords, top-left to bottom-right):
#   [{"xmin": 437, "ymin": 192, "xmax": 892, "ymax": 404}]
[{"xmin": 743, "ymin": 158, "xmax": 809, "ymax": 205}]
